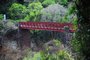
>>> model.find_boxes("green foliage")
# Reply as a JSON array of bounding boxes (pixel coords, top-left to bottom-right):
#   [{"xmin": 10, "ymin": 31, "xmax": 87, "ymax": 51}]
[
  {"xmin": 23, "ymin": 50, "xmax": 74, "ymax": 60},
  {"xmin": 41, "ymin": 3, "xmax": 77, "ymax": 24},
  {"xmin": 57, "ymin": 50, "xmax": 74, "ymax": 60},
  {"xmin": 55, "ymin": 0, "xmax": 68, "ymax": 5},
  {"xmin": 38, "ymin": 0, "xmax": 43, "ymax": 3},
  {"xmin": 23, "ymin": 39, "xmax": 74, "ymax": 60},
  {"xmin": 58, "ymin": 15, "xmax": 68, "ymax": 23},
  {"xmin": 45, "ymin": 39, "xmax": 62, "ymax": 51},
  {"xmin": 42, "ymin": 0, "xmax": 55, "ymax": 7},
  {"xmin": 70, "ymin": 34, "xmax": 86, "ymax": 59},
  {"xmin": 0, "ymin": 14, "xmax": 3, "ymax": 20},
  {"xmin": 68, "ymin": 3, "xmax": 76, "ymax": 15},
  {"xmin": 71, "ymin": 37, "xmax": 82, "ymax": 52},
  {"xmin": 24, "ymin": 2, "xmax": 43, "ymax": 21},
  {"xmin": 53, "ymin": 39, "xmax": 61, "ymax": 46},
  {"xmin": 9, "ymin": 3, "xmax": 27, "ymax": 20}
]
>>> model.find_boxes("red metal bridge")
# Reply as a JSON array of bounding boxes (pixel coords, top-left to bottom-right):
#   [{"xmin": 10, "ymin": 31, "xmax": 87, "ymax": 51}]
[{"xmin": 19, "ymin": 22, "xmax": 75, "ymax": 32}]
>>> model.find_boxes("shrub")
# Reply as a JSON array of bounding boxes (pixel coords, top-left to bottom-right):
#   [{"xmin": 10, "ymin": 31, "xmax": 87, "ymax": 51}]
[
  {"xmin": 40, "ymin": 4, "xmax": 68, "ymax": 22},
  {"xmin": 9, "ymin": 3, "xmax": 27, "ymax": 20},
  {"xmin": 23, "ymin": 40, "xmax": 74, "ymax": 60},
  {"xmin": 0, "ymin": 14, "xmax": 3, "ymax": 20},
  {"xmin": 55, "ymin": 0, "xmax": 68, "ymax": 5},
  {"xmin": 23, "ymin": 50, "xmax": 74, "ymax": 60},
  {"xmin": 68, "ymin": 3, "xmax": 76, "ymax": 15},
  {"xmin": 42, "ymin": 0, "xmax": 55, "ymax": 7},
  {"xmin": 71, "ymin": 37, "xmax": 82, "ymax": 52},
  {"xmin": 24, "ymin": 2, "xmax": 43, "ymax": 21},
  {"xmin": 70, "ymin": 37, "xmax": 85, "ymax": 59},
  {"xmin": 41, "ymin": 3, "xmax": 78, "ymax": 24}
]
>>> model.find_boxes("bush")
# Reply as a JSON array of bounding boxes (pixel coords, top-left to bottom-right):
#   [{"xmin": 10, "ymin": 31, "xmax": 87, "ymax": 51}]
[
  {"xmin": 55, "ymin": 0, "xmax": 68, "ymax": 5},
  {"xmin": 67, "ymin": 3, "xmax": 76, "ymax": 15},
  {"xmin": 70, "ymin": 37, "xmax": 85, "ymax": 59},
  {"xmin": 24, "ymin": 2, "xmax": 43, "ymax": 21},
  {"xmin": 23, "ymin": 50, "xmax": 74, "ymax": 60},
  {"xmin": 0, "ymin": 14, "xmax": 3, "ymax": 20},
  {"xmin": 42, "ymin": 0, "xmax": 55, "ymax": 7},
  {"xmin": 23, "ymin": 40, "xmax": 74, "ymax": 60},
  {"xmin": 40, "ymin": 4, "xmax": 68, "ymax": 22},
  {"xmin": 71, "ymin": 37, "xmax": 82, "ymax": 52},
  {"xmin": 41, "ymin": 3, "xmax": 78, "ymax": 24},
  {"xmin": 9, "ymin": 3, "xmax": 27, "ymax": 20}
]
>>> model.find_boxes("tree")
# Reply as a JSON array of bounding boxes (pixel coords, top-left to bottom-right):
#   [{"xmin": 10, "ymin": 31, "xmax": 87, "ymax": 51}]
[
  {"xmin": 40, "ymin": 4, "xmax": 67, "ymax": 22},
  {"xmin": 0, "ymin": 14, "xmax": 3, "ymax": 20},
  {"xmin": 76, "ymin": 0, "xmax": 90, "ymax": 59},
  {"xmin": 24, "ymin": 2, "xmax": 43, "ymax": 21},
  {"xmin": 42, "ymin": 0, "xmax": 55, "ymax": 7},
  {"xmin": 55, "ymin": 0, "xmax": 68, "ymax": 5},
  {"xmin": 40, "ymin": 4, "xmax": 77, "ymax": 23},
  {"xmin": 0, "ymin": 0, "xmax": 17, "ymax": 14},
  {"xmin": 9, "ymin": 3, "xmax": 27, "ymax": 20}
]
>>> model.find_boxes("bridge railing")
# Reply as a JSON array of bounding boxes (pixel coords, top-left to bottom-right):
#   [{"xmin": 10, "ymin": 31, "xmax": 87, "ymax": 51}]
[{"xmin": 19, "ymin": 22, "xmax": 75, "ymax": 33}]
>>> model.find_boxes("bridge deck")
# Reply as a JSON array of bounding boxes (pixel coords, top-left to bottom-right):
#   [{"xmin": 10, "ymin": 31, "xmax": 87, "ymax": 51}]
[{"xmin": 19, "ymin": 22, "xmax": 75, "ymax": 32}]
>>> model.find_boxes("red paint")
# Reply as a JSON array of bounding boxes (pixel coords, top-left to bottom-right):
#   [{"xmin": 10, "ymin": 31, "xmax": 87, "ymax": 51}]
[{"xmin": 19, "ymin": 22, "xmax": 75, "ymax": 32}]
